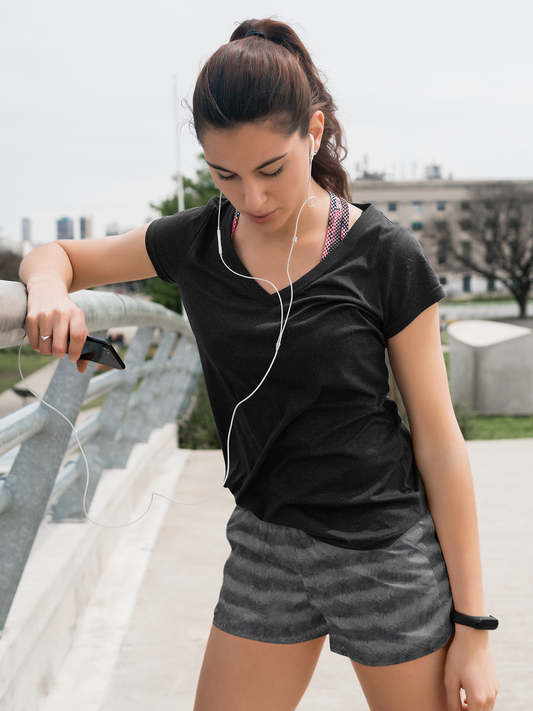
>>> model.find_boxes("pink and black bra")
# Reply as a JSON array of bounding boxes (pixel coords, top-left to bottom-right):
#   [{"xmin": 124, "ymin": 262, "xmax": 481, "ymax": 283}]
[{"xmin": 230, "ymin": 192, "xmax": 351, "ymax": 259}]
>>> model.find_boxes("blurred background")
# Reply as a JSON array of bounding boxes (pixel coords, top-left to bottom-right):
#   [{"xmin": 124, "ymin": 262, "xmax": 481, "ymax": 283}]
[{"xmin": 1, "ymin": 0, "xmax": 532, "ymax": 247}]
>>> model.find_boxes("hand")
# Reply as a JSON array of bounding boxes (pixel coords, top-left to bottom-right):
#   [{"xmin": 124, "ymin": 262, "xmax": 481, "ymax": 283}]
[
  {"xmin": 25, "ymin": 279, "xmax": 90, "ymax": 374},
  {"xmin": 444, "ymin": 627, "xmax": 498, "ymax": 710}
]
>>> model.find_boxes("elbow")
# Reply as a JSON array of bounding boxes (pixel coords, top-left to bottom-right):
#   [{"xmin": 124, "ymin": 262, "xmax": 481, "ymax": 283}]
[{"xmin": 19, "ymin": 242, "xmax": 74, "ymax": 289}]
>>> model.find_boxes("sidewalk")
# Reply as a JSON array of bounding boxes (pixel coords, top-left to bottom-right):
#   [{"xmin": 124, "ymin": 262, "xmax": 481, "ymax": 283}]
[{"xmin": 37, "ymin": 440, "xmax": 532, "ymax": 710}]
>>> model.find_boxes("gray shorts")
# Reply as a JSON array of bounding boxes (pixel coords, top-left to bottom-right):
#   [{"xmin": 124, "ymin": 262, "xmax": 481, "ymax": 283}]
[{"xmin": 213, "ymin": 506, "xmax": 454, "ymax": 667}]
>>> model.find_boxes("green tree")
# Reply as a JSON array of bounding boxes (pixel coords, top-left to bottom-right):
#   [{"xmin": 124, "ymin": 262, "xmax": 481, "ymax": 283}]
[
  {"xmin": 150, "ymin": 155, "xmax": 219, "ymax": 215},
  {"xmin": 0, "ymin": 249, "xmax": 22, "ymax": 282},
  {"xmin": 147, "ymin": 154, "xmax": 219, "ymax": 313}
]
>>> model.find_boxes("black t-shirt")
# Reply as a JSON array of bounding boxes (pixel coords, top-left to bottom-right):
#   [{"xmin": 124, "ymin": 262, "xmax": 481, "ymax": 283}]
[{"xmin": 146, "ymin": 197, "xmax": 446, "ymax": 549}]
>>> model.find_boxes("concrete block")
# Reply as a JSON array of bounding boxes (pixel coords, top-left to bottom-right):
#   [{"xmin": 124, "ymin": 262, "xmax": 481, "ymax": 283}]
[{"xmin": 449, "ymin": 320, "xmax": 533, "ymax": 414}]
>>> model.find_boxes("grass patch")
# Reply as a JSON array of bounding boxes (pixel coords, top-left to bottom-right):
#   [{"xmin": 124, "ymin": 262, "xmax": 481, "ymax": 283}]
[
  {"xmin": 0, "ymin": 346, "xmax": 53, "ymax": 395},
  {"xmin": 81, "ymin": 393, "xmax": 107, "ymax": 411},
  {"xmin": 468, "ymin": 416, "xmax": 533, "ymax": 440},
  {"xmin": 443, "ymin": 341, "xmax": 533, "ymax": 440}
]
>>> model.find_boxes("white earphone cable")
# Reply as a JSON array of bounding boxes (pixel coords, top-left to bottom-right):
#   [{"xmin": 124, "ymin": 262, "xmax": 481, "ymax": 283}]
[
  {"xmin": 15, "ymin": 138, "xmax": 317, "ymax": 527},
  {"xmin": 214, "ymin": 142, "xmax": 316, "ymax": 499}
]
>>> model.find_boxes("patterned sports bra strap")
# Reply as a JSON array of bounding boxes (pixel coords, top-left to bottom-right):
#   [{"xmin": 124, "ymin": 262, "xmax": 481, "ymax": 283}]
[
  {"xmin": 321, "ymin": 192, "xmax": 351, "ymax": 259},
  {"xmin": 230, "ymin": 192, "xmax": 350, "ymax": 261}
]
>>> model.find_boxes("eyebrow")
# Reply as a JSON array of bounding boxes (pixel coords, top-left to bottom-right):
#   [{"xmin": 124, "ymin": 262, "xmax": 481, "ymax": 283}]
[{"xmin": 206, "ymin": 152, "xmax": 289, "ymax": 173}]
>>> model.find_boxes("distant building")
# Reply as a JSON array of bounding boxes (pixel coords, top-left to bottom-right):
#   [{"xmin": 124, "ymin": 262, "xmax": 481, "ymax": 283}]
[
  {"xmin": 105, "ymin": 223, "xmax": 119, "ymax": 236},
  {"xmin": 57, "ymin": 217, "xmax": 74, "ymax": 240},
  {"xmin": 425, "ymin": 165, "xmax": 443, "ymax": 180},
  {"xmin": 351, "ymin": 176, "xmax": 533, "ymax": 297},
  {"xmin": 21, "ymin": 218, "xmax": 31, "ymax": 242},
  {"xmin": 21, "ymin": 218, "xmax": 32, "ymax": 257},
  {"xmin": 80, "ymin": 216, "xmax": 92, "ymax": 239}
]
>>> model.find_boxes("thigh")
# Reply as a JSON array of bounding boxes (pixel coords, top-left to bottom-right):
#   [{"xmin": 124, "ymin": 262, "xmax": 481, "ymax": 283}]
[
  {"xmin": 351, "ymin": 634, "xmax": 453, "ymax": 711},
  {"xmin": 193, "ymin": 625, "xmax": 327, "ymax": 711}
]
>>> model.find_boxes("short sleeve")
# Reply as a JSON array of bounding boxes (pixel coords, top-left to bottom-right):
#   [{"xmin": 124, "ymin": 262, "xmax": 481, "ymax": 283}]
[
  {"xmin": 380, "ymin": 227, "xmax": 446, "ymax": 339},
  {"xmin": 145, "ymin": 199, "xmax": 218, "ymax": 284}
]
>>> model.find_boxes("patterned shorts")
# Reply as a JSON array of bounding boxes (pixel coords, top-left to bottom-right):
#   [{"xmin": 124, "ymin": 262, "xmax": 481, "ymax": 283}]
[{"xmin": 213, "ymin": 506, "xmax": 454, "ymax": 667}]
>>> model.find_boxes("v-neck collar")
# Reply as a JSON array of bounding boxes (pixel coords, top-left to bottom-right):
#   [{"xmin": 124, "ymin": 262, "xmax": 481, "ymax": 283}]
[{"xmin": 221, "ymin": 201, "xmax": 376, "ymax": 305}]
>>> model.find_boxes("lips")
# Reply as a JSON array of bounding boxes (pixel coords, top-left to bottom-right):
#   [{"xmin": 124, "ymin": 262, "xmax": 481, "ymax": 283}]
[{"xmin": 244, "ymin": 210, "xmax": 277, "ymax": 224}]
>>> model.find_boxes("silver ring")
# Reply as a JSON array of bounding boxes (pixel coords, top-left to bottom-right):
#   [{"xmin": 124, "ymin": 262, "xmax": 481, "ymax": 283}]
[{"xmin": 40, "ymin": 335, "xmax": 51, "ymax": 341}]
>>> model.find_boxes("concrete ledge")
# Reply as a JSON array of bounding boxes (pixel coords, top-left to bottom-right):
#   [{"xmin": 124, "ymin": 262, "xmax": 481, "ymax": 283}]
[
  {"xmin": 0, "ymin": 423, "xmax": 188, "ymax": 711},
  {"xmin": 449, "ymin": 319, "xmax": 533, "ymax": 414}
]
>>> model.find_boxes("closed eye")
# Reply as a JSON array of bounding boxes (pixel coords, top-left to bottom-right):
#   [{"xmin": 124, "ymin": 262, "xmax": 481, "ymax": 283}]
[
  {"xmin": 216, "ymin": 164, "xmax": 284, "ymax": 182},
  {"xmin": 216, "ymin": 172, "xmax": 236, "ymax": 182},
  {"xmin": 261, "ymin": 165, "xmax": 284, "ymax": 179}
]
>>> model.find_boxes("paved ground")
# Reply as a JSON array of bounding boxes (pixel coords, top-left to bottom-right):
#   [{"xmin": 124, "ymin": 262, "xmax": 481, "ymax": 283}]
[{"xmin": 38, "ymin": 440, "xmax": 532, "ymax": 710}]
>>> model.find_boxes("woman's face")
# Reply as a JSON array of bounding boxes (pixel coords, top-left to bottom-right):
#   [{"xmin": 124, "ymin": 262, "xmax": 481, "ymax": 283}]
[{"xmin": 201, "ymin": 116, "xmax": 322, "ymax": 233}]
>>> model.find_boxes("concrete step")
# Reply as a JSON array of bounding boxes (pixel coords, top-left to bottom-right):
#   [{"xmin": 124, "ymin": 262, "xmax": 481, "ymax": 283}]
[{"xmin": 0, "ymin": 424, "xmax": 181, "ymax": 711}]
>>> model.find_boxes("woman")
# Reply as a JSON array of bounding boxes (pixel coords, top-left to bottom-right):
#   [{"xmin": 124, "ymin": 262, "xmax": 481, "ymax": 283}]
[{"xmin": 20, "ymin": 18, "xmax": 498, "ymax": 711}]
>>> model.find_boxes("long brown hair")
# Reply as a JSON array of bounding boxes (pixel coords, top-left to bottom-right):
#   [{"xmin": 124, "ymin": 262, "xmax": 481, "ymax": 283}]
[{"xmin": 192, "ymin": 18, "xmax": 350, "ymax": 200}]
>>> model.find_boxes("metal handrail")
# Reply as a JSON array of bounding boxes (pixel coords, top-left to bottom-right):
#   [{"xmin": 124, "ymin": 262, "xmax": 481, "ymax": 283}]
[
  {"xmin": 0, "ymin": 279, "xmax": 201, "ymax": 631},
  {"xmin": 0, "ymin": 280, "xmax": 194, "ymax": 348}
]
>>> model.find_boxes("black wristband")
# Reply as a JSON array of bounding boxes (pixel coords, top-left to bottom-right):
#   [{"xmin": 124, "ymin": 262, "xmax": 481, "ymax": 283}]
[{"xmin": 453, "ymin": 610, "xmax": 499, "ymax": 630}]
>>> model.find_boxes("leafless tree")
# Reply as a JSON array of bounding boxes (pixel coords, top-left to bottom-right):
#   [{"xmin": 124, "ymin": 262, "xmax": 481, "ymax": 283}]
[{"xmin": 427, "ymin": 184, "xmax": 533, "ymax": 317}]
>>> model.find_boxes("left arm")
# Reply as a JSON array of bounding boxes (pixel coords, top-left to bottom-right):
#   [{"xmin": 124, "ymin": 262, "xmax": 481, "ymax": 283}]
[{"xmin": 387, "ymin": 303, "xmax": 498, "ymax": 711}]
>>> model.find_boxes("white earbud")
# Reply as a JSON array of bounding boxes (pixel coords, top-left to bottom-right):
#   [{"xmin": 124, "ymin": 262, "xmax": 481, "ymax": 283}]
[{"xmin": 309, "ymin": 134, "xmax": 317, "ymax": 160}]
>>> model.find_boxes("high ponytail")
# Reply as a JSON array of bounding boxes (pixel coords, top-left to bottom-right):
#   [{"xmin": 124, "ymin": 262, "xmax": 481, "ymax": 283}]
[{"xmin": 192, "ymin": 18, "xmax": 350, "ymax": 200}]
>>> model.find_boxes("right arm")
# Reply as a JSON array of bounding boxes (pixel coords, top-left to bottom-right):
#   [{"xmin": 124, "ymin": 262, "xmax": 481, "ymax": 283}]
[{"xmin": 19, "ymin": 224, "xmax": 157, "ymax": 372}]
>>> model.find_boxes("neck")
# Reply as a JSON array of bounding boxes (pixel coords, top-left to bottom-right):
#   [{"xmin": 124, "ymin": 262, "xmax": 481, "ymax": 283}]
[{"xmin": 246, "ymin": 181, "xmax": 330, "ymax": 248}]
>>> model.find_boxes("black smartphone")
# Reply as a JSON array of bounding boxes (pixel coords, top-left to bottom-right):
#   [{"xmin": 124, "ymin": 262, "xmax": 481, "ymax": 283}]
[{"xmin": 69, "ymin": 335, "xmax": 126, "ymax": 370}]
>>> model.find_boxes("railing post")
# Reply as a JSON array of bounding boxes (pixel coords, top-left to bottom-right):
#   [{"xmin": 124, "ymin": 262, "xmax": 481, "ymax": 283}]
[
  {"xmin": 151, "ymin": 335, "xmax": 189, "ymax": 428},
  {"xmin": 51, "ymin": 326, "xmax": 155, "ymax": 521},
  {"xmin": 0, "ymin": 352, "xmax": 97, "ymax": 630},
  {"xmin": 107, "ymin": 330, "xmax": 178, "ymax": 468}
]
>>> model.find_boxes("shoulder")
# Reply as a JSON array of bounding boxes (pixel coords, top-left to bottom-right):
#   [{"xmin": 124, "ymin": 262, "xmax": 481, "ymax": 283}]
[
  {"xmin": 147, "ymin": 195, "xmax": 225, "ymax": 240},
  {"xmin": 348, "ymin": 203, "xmax": 427, "ymax": 264},
  {"xmin": 145, "ymin": 196, "xmax": 232, "ymax": 283}
]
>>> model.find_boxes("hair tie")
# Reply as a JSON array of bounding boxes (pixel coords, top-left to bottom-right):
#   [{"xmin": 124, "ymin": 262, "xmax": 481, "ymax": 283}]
[{"xmin": 244, "ymin": 30, "xmax": 267, "ymax": 39}]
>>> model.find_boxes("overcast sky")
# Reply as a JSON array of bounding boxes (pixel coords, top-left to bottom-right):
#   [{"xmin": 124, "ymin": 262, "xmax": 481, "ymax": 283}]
[{"xmin": 1, "ymin": 0, "xmax": 532, "ymax": 246}]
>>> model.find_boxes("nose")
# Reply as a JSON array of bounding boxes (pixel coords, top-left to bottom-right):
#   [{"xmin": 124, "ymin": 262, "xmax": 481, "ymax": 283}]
[{"xmin": 242, "ymin": 180, "xmax": 267, "ymax": 214}]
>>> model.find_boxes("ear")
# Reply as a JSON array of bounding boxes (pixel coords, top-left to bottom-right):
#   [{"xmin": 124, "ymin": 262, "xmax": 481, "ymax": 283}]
[{"xmin": 308, "ymin": 111, "xmax": 325, "ymax": 153}]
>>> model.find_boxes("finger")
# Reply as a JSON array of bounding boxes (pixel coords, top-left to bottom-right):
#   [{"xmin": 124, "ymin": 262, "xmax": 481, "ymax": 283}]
[
  {"xmin": 445, "ymin": 680, "xmax": 465, "ymax": 711},
  {"xmin": 67, "ymin": 313, "xmax": 89, "ymax": 363},
  {"xmin": 77, "ymin": 359, "xmax": 89, "ymax": 374},
  {"xmin": 482, "ymin": 692, "xmax": 497, "ymax": 711},
  {"xmin": 25, "ymin": 314, "xmax": 41, "ymax": 351},
  {"xmin": 464, "ymin": 688, "xmax": 490, "ymax": 711},
  {"xmin": 50, "ymin": 318, "xmax": 71, "ymax": 360},
  {"xmin": 38, "ymin": 326, "xmax": 54, "ymax": 355}
]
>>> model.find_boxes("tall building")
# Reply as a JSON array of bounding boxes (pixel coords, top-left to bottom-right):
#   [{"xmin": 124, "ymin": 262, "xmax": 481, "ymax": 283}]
[
  {"xmin": 57, "ymin": 217, "xmax": 74, "ymax": 240},
  {"xmin": 21, "ymin": 217, "xmax": 32, "ymax": 257},
  {"xmin": 80, "ymin": 216, "xmax": 92, "ymax": 239},
  {"xmin": 21, "ymin": 218, "xmax": 31, "ymax": 242}
]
